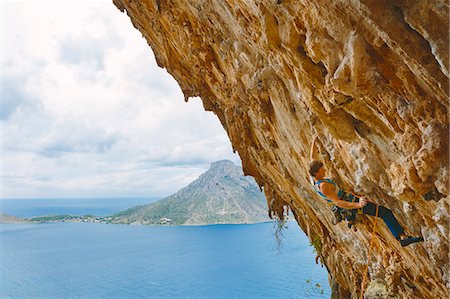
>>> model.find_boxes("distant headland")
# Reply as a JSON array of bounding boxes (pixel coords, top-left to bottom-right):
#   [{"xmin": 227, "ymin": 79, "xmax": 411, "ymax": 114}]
[{"xmin": 1, "ymin": 160, "xmax": 273, "ymax": 226}]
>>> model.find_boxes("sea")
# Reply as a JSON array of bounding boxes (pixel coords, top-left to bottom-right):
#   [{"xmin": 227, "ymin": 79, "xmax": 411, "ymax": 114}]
[{"xmin": 0, "ymin": 198, "xmax": 331, "ymax": 299}]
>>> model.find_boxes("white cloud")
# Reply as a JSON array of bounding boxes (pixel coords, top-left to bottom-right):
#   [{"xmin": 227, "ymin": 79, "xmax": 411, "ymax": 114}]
[{"xmin": 1, "ymin": 1, "xmax": 240, "ymax": 199}]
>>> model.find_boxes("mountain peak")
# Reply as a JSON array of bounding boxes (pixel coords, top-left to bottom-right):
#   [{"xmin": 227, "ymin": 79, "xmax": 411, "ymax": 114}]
[
  {"xmin": 209, "ymin": 159, "xmax": 238, "ymax": 171},
  {"xmin": 205, "ymin": 159, "xmax": 242, "ymax": 179},
  {"xmin": 112, "ymin": 159, "xmax": 267, "ymax": 225},
  {"xmin": 210, "ymin": 159, "xmax": 235, "ymax": 167}
]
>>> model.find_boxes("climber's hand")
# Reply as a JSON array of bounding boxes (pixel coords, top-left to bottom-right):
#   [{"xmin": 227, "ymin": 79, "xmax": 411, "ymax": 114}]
[{"xmin": 358, "ymin": 197, "xmax": 368, "ymax": 208}]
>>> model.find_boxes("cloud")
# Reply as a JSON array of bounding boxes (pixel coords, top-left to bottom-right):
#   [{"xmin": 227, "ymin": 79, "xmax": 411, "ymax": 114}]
[
  {"xmin": 157, "ymin": 138, "xmax": 239, "ymax": 167},
  {"xmin": 59, "ymin": 36, "xmax": 106, "ymax": 70},
  {"xmin": 58, "ymin": 22, "xmax": 125, "ymax": 71},
  {"xmin": 1, "ymin": 58, "xmax": 44, "ymax": 120},
  {"xmin": 1, "ymin": 77, "xmax": 29, "ymax": 120},
  {"xmin": 37, "ymin": 129, "xmax": 121, "ymax": 158},
  {"xmin": 2, "ymin": 1, "xmax": 241, "ymax": 199}
]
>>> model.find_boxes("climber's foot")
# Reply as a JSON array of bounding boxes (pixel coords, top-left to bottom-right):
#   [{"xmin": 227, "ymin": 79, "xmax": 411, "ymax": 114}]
[{"xmin": 400, "ymin": 236, "xmax": 424, "ymax": 247}]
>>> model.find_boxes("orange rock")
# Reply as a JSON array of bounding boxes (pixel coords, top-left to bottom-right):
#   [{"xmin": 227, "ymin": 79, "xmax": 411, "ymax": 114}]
[{"xmin": 113, "ymin": 1, "xmax": 448, "ymax": 297}]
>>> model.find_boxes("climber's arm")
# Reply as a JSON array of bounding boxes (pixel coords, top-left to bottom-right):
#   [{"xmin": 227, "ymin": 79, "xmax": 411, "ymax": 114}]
[
  {"xmin": 310, "ymin": 135, "xmax": 319, "ymax": 161},
  {"xmin": 321, "ymin": 183, "xmax": 365, "ymax": 209}
]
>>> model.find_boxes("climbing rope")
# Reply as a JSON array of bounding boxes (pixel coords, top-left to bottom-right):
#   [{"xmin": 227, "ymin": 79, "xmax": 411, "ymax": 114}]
[{"xmin": 359, "ymin": 204, "xmax": 379, "ymax": 299}]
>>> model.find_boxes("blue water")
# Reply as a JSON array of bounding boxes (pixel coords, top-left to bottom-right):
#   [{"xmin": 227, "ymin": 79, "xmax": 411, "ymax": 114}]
[
  {"xmin": 0, "ymin": 197, "xmax": 158, "ymax": 218},
  {"xmin": 0, "ymin": 199, "xmax": 331, "ymax": 299}
]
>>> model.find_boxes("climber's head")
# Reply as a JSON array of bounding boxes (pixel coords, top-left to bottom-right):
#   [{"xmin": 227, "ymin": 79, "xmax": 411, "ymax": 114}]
[{"xmin": 309, "ymin": 160, "xmax": 325, "ymax": 178}]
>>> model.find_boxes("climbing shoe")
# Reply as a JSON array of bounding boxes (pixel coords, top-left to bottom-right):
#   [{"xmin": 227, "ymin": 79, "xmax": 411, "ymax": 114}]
[{"xmin": 400, "ymin": 236, "xmax": 424, "ymax": 247}]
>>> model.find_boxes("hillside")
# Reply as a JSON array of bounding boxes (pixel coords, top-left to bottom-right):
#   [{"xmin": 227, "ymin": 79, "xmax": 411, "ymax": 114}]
[{"xmin": 111, "ymin": 160, "xmax": 270, "ymax": 225}]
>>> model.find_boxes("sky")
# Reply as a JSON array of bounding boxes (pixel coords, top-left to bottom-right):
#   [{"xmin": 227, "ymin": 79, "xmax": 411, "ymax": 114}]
[{"xmin": 1, "ymin": 0, "xmax": 241, "ymax": 199}]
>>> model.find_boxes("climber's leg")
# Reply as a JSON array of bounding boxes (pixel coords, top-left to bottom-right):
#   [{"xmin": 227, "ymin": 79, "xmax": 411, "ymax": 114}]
[{"xmin": 362, "ymin": 202, "xmax": 404, "ymax": 239}]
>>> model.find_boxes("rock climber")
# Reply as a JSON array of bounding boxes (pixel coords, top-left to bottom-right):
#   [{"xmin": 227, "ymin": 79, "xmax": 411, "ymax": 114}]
[{"xmin": 309, "ymin": 135, "xmax": 423, "ymax": 247}]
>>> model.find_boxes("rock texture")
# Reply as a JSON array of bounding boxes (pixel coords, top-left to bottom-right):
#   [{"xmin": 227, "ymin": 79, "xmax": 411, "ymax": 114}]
[
  {"xmin": 112, "ymin": 1, "xmax": 449, "ymax": 298},
  {"xmin": 111, "ymin": 160, "xmax": 269, "ymax": 225}
]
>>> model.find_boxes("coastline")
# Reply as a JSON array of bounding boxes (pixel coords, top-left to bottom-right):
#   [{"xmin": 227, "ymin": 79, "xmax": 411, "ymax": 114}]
[{"xmin": 0, "ymin": 213, "xmax": 295, "ymax": 227}]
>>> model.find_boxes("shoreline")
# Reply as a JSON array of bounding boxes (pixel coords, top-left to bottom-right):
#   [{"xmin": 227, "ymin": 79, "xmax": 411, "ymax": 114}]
[{"xmin": 0, "ymin": 213, "xmax": 295, "ymax": 227}]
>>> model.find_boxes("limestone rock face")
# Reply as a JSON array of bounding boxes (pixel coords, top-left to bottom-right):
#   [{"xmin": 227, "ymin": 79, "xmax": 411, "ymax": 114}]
[{"xmin": 113, "ymin": 1, "xmax": 448, "ymax": 298}]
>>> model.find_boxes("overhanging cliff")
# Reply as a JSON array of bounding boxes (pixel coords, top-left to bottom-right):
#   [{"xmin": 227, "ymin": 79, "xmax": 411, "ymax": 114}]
[{"xmin": 112, "ymin": 1, "xmax": 449, "ymax": 298}]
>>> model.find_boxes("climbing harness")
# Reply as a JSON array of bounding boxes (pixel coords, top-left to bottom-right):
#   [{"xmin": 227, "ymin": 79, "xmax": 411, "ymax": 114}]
[
  {"xmin": 341, "ymin": 192, "xmax": 364, "ymax": 230},
  {"xmin": 310, "ymin": 178, "xmax": 362, "ymax": 229},
  {"xmin": 359, "ymin": 204, "xmax": 379, "ymax": 299}
]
